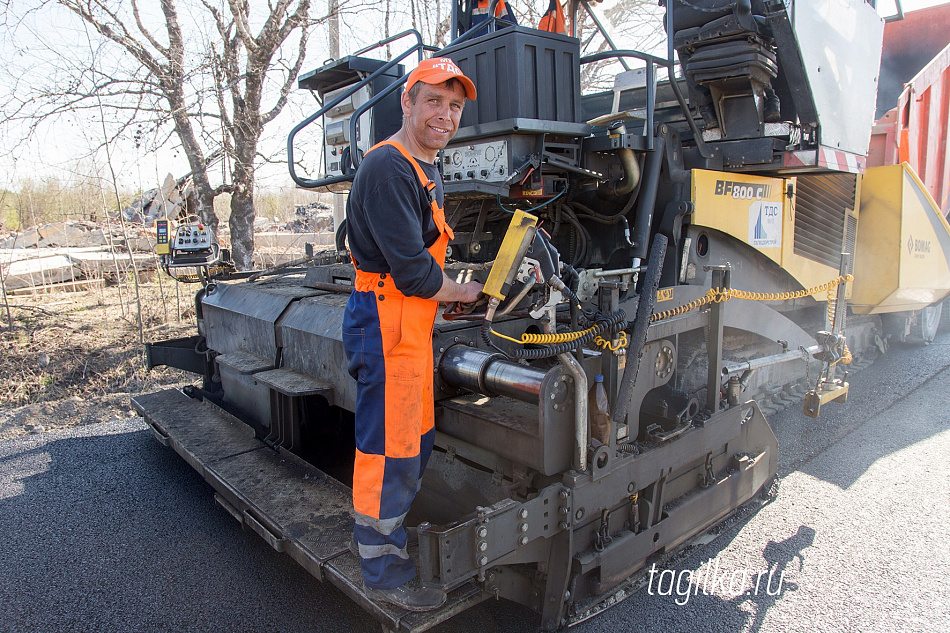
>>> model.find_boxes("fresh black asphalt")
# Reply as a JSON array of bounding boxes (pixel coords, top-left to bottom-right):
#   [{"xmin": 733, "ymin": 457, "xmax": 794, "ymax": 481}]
[{"xmin": 2, "ymin": 336, "xmax": 949, "ymax": 632}]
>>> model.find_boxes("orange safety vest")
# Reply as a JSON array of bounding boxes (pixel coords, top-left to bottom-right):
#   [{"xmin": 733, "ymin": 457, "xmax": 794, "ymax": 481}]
[
  {"xmin": 473, "ymin": 0, "xmax": 511, "ymax": 18},
  {"xmin": 538, "ymin": 0, "xmax": 567, "ymax": 34}
]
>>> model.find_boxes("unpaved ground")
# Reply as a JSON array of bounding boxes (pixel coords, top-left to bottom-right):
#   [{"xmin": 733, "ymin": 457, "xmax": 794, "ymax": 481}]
[{"xmin": 0, "ymin": 281, "xmax": 197, "ymax": 439}]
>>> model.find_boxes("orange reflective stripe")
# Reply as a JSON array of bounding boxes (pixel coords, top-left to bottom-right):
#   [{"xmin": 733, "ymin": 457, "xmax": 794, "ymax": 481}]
[
  {"xmin": 476, "ymin": 0, "xmax": 508, "ymax": 16},
  {"xmin": 353, "ymin": 449, "xmax": 385, "ymax": 517}
]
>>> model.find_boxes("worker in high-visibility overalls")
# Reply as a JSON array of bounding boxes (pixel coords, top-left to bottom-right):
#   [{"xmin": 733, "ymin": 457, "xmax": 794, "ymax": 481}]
[
  {"xmin": 470, "ymin": 0, "xmax": 517, "ymax": 31},
  {"xmin": 342, "ymin": 57, "xmax": 484, "ymax": 612}
]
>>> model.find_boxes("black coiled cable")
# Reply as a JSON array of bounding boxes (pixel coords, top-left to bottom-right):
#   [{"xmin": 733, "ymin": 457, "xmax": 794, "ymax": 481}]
[{"xmin": 510, "ymin": 309, "xmax": 627, "ymax": 360}]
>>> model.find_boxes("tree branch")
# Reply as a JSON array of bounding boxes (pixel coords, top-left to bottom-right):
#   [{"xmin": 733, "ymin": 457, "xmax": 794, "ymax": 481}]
[
  {"xmin": 262, "ymin": 23, "xmax": 308, "ymax": 124},
  {"xmin": 226, "ymin": 0, "xmax": 261, "ymax": 54},
  {"xmin": 131, "ymin": 0, "xmax": 169, "ymax": 57}
]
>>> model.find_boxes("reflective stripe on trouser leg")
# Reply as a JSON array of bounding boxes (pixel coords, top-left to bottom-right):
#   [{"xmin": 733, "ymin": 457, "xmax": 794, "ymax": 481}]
[{"xmin": 343, "ymin": 287, "xmax": 437, "ymax": 590}]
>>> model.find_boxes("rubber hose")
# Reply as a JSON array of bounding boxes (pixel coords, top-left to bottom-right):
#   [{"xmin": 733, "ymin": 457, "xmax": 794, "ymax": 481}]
[
  {"xmin": 335, "ymin": 219, "xmax": 348, "ymax": 252},
  {"xmin": 612, "ymin": 233, "xmax": 668, "ymax": 424},
  {"xmin": 480, "ymin": 318, "xmax": 509, "ymax": 357},
  {"xmin": 632, "ymin": 136, "xmax": 666, "ymax": 260}
]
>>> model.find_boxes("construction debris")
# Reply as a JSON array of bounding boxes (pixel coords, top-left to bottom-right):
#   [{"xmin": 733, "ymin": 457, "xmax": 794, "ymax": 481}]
[
  {"xmin": 122, "ymin": 173, "xmax": 193, "ymax": 227},
  {"xmin": 1, "ymin": 171, "xmax": 337, "ymax": 293},
  {"xmin": 287, "ymin": 202, "xmax": 333, "ymax": 233},
  {"xmin": 1, "ymin": 218, "xmax": 159, "ymax": 294}
]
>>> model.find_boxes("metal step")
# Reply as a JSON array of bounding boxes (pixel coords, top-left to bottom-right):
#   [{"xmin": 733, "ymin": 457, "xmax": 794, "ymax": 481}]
[{"xmin": 131, "ymin": 388, "xmax": 489, "ymax": 633}]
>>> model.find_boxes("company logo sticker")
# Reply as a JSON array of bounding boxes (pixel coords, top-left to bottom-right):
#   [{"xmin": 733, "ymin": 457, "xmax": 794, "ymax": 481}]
[
  {"xmin": 749, "ymin": 201, "xmax": 782, "ymax": 248},
  {"xmin": 907, "ymin": 234, "xmax": 931, "ymax": 258}
]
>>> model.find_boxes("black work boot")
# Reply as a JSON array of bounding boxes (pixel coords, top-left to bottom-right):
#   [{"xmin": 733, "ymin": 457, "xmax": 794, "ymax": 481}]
[
  {"xmin": 764, "ymin": 94, "xmax": 782, "ymax": 123},
  {"xmin": 699, "ymin": 103, "xmax": 719, "ymax": 130},
  {"xmin": 364, "ymin": 579, "xmax": 447, "ymax": 612}
]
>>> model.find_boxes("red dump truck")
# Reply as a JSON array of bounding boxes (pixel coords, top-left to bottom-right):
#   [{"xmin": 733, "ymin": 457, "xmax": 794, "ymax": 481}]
[{"xmin": 869, "ymin": 3, "xmax": 950, "ymax": 215}]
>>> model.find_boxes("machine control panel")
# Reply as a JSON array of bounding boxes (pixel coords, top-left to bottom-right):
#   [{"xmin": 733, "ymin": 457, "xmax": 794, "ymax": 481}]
[
  {"xmin": 441, "ymin": 140, "xmax": 509, "ymax": 183},
  {"xmin": 173, "ymin": 224, "xmax": 213, "ymax": 251}
]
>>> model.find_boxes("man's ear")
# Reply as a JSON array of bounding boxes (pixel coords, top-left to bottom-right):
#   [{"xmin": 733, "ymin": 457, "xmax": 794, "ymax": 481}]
[{"xmin": 401, "ymin": 89, "xmax": 412, "ymax": 117}]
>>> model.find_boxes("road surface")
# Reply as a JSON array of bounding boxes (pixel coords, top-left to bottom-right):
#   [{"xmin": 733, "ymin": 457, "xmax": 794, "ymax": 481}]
[{"xmin": 1, "ymin": 337, "xmax": 949, "ymax": 632}]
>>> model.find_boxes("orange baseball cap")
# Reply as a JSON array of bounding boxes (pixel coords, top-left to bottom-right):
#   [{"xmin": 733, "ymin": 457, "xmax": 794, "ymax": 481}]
[{"xmin": 405, "ymin": 57, "xmax": 477, "ymax": 101}]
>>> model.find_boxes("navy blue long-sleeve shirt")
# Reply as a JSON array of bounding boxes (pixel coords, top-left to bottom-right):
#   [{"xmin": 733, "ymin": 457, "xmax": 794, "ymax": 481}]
[{"xmin": 345, "ymin": 144, "xmax": 445, "ymax": 299}]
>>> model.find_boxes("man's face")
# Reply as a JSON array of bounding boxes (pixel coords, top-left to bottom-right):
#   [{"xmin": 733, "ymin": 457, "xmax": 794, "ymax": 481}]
[{"xmin": 401, "ymin": 81, "xmax": 466, "ymax": 156}]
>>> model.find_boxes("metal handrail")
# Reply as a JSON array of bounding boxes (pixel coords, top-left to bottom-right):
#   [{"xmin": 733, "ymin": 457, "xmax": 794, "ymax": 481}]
[
  {"xmin": 287, "ymin": 31, "xmax": 425, "ymax": 188},
  {"xmin": 354, "ymin": 28, "xmax": 426, "ymax": 61},
  {"xmin": 348, "ymin": 18, "xmax": 515, "ymax": 170},
  {"xmin": 579, "ymin": 50, "xmax": 658, "ymax": 151},
  {"xmin": 347, "ymin": 74, "xmax": 409, "ymax": 170},
  {"xmin": 579, "ymin": 49, "xmax": 711, "ymax": 159},
  {"xmin": 580, "ymin": 0, "xmax": 631, "ymax": 72},
  {"xmin": 576, "ymin": 0, "xmax": 711, "ymax": 158}
]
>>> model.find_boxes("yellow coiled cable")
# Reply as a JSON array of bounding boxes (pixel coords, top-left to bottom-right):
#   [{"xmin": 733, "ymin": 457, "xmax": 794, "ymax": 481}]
[
  {"xmin": 594, "ymin": 331, "xmax": 628, "ymax": 352},
  {"xmin": 493, "ymin": 274, "xmax": 854, "ymax": 361},
  {"xmin": 490, "ymin": 324, "xmax": 599, "ymax": 345},
  {"xmin": 651, "ymin": 274, "xmax": 854, "ymax": 363}
]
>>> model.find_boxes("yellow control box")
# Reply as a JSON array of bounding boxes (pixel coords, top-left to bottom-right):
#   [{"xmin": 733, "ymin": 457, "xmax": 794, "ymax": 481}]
[{"xmin": 483, "ymin": 210, "xmax": 538, "ymax": 300}]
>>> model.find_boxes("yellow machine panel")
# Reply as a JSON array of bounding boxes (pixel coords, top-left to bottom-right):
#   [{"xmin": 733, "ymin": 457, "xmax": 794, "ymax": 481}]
[
  {"xmin": 691, "ymin": 170, "xmax": 843, "ymax": 291},
  {"xmin": 483, "ymin": 210, "xmax": 538, "ymax": 300},
  {"xmin": 851, "ymin": 163, "xmax": 950, "ymax": 314}
]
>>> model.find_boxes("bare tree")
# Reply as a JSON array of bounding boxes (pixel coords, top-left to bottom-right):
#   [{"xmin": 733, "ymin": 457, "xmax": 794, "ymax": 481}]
[{"xmin": 2, "ymin": 0, "xmax": 327, "ymax": 270}]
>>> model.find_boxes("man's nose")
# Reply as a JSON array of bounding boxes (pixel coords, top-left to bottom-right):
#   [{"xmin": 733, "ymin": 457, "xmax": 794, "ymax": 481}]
[{"xmin": 436, "ymin": 102, "xmax": 454, "ymax": 119}]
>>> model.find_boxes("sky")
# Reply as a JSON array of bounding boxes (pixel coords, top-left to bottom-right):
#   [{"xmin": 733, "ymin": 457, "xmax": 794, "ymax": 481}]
[{"xmin": 0, "ymin": 0, "xmax": 947, "ymax": 196}]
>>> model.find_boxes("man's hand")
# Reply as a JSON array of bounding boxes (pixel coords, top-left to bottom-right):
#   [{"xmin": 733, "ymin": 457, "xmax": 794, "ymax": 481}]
[
  {"xmin": 431, "ymin": 274, "xmax": 484, "ymax": 303},
  {"xmin": 455, "ymin": 281, "xmax": 485, "ymax": 304},
  {"xmin": 443, "ymin": 292, "xmax": 489, "ymax": 319}
]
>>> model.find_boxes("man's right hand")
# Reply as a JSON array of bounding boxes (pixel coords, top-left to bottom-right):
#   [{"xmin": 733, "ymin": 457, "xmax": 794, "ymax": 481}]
[
  {"xmin": 455, "ymin": 281, "xmax": 484, "ymax": 304},
  {"xmin": 431, "ymin": 275, "xmax": 484, "ymax": 303}
]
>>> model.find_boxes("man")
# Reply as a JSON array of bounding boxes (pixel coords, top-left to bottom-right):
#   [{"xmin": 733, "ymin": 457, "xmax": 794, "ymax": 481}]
[{"xmin": 342, "ymin": 58, "xmax": 484, "ymax": 612}]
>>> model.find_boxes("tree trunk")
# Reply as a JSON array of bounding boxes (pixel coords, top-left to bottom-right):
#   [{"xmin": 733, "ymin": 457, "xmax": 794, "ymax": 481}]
[
  {"xmin": 229, "ymin": 143, "xmax": 257, "ymax": 270},
  {"xmin": 198, "ymin": 190, "xmax": 218, "ymax": 235},
  {"xmin": 229, "ymin": 187, "xmax": 255, "ymax": 270}
]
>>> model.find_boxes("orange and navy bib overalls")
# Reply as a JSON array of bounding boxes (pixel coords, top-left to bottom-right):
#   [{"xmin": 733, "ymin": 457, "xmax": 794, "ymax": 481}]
[{"xmin": 342, "ymin": 141, "xmax": 453, "ymax": 590}]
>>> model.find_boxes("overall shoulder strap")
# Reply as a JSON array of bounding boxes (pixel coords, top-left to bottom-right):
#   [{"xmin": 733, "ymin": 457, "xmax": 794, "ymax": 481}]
[{"xmin": 366, "ymin": 140, "xmax": 438, "ymax": 203}]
